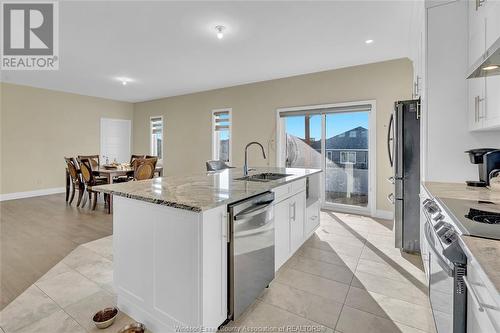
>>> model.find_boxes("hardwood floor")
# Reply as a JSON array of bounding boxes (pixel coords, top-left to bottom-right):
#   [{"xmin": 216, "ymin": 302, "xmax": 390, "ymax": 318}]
[{"xmin": 0, "ymin": 193, "xmax": 112, "ymax": 310}]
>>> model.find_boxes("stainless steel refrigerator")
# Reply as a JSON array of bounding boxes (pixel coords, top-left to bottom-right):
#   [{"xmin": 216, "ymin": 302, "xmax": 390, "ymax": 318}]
[{"xmin": 387, "ymin": 98, "xmax": 421, "ymax": 252}]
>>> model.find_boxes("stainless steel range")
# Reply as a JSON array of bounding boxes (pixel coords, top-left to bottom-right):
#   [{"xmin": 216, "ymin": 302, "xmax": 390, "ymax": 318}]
[
  {"xmin": 421, "ymin": 196, "xmax": 500, "ymax": 333},
  {"xmin": 422, "ymin": 198, "xmax": 467, "ymax": 333},
  {"xmin": 437, "ymin": 198, "xmax": 500, "ymax": 240}
]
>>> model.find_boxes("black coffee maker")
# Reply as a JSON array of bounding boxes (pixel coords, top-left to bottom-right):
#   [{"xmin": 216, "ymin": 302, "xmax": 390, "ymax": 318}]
[{"xmin": 465, "ymin": 149, "xmax": 500, "ymax": 187}]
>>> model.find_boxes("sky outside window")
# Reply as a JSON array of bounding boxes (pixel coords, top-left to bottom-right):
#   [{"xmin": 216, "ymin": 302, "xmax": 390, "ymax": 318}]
[{"xmin": 285, "ymin": 112, "xmax": 368, "ymax": 138}]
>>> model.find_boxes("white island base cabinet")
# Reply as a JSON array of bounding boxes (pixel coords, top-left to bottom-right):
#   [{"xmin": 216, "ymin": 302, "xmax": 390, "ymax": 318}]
[
  {"xmin": 112, "ymin": 175, "xmax": 322, "ymax": 331},
  {"xmin": 113, "ymin": 196, "xmax": 228, "ymax": 333},
  {"xmin": 273, "ymin": 175, "xmax": 321, "ymax": 272}
]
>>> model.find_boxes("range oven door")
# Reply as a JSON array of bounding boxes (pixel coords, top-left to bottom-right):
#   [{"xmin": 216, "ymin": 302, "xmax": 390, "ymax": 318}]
[{"xmin": 424, "ymin": 221, "xmax": 454, "ymax": 333}]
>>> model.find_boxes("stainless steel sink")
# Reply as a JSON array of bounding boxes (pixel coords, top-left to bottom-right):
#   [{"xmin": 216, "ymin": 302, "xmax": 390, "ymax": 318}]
[{"xmin": 235, "ymin": 173, "xmax": 291, "ymax": 182}]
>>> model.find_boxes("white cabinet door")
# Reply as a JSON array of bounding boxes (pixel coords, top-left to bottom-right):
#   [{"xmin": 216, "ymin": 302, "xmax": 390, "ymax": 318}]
[
  {"xmin": 468, "ymin": 0, "xmax": 486, "ymax": 67},
  {"xmin": 304, "ymin": 201, "xmax": 320, "ymax": 237},
  {"xmin": 485, "ymin": 0, "xmax": 500, "ymax": 49},
  {"xmin": 289, "ymin": 191, "xmax": 306, "ymax": 253},
  {"xmin": 485, "ymin": 76, "xmax": 500, "ymax": 128},
  {"xmin": 274, "ymin": 199, "xmax": 290, "ymax": 271},
  {"xmin": 468, "ymin": 78, "xmax": 486, "ymax": 130}
]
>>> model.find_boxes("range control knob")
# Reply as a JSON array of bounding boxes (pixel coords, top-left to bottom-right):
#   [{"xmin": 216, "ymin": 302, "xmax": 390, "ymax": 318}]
[
  {"xmin": 423, "ymin": 199, "xmax": 441, "ymax": 215},
  {"xmin": 433, "ymin": 213, "xmax": 445, "ymax": 222}
]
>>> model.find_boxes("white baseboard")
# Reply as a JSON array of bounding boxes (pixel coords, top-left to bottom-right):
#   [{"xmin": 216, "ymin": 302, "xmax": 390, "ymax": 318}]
[
  {"xmin": 0, "ymin": 187, "xmax": 65, "ymax": 202},
  {"xmin": 374, "ymin": 209, "xmax": 394, "ymax": 220}
]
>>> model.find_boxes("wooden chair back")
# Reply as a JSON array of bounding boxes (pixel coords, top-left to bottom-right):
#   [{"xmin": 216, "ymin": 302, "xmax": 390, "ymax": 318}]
[
  {"xmin": 64, "ymin": 157, "xmax": 79, "ymax": 182},
  {"xmin": 78, "ymin": 158, "xmax": 95, "ymax": 185},
  {"xmin": 78, "ymin": 155, "xmax": 100, "ymax": 170},
  {"xmin": 134, "ymin": 157, "xmax": 158, "ymax": 181},
  {"xmin": 130, "ymin": 154, "xmax": 145, "ymax": 167}
]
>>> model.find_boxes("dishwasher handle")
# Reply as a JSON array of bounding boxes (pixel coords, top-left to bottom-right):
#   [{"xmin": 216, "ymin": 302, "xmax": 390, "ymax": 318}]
[{"xmin": 234, "ymin": 200, "xmax": 273, "ymax": 221}]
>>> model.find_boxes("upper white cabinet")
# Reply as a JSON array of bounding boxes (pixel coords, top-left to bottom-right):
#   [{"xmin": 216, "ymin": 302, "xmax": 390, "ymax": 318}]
[
  {"xmin": 468, "ymin": 0, "xmax": 500, "ymax": 131},
  {"xmin": 485, "ymin": 0, "xmax": 500, "ymax": 49}
]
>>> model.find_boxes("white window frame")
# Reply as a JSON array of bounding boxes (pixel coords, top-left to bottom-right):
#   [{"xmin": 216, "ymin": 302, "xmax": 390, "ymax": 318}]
[
  {"xmin": 150, "ymin": 116, "xmax": 163, "ymax": 162},
  {"xmin": 340, "ymin": 151, "xmax": 356, "ymax": 164},
  {"xmin": 211, "ymin": 108, "xmax": 232, "ymax": 165},
  {"xmin": 275, "ymin": 100, "xmax": 376, "ymax": 217}
]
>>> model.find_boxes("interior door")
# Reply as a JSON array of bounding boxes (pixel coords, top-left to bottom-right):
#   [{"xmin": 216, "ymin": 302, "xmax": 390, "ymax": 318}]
[{"xmin": 100, "ymin": 118, "xmax": 131, "ymax": 163}]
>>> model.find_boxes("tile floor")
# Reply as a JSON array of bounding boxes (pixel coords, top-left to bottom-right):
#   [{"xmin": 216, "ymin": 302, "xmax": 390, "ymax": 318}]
[{"xmin": 0, "ymin": 211, "xmax": 436, "ymax": 333}]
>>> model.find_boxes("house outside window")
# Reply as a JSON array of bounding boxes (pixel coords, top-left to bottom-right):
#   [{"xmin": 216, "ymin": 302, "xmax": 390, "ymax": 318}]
[
  {"xmin": 340, "ymin": 151, "xmax": 356, "ymax": 164},
  {"xmin": 327, "ymin": 150, "xmax": 333, "ymax": 162},
  {"xmin": 150, "ymin": 116, "xmax": 163, "ymax": 161},
  {"xmin": 349, "ymin": 131, "xmax": 357, "ymax": 138},
  {"xmin": 212, "ymin": 109, "xmax": 231, "ymax": 163}
]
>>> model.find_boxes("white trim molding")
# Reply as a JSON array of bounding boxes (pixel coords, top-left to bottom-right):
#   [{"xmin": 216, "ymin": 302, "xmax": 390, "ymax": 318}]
[{"xmin": 0, "ymin": 187, "xmax": 65, "ymax": 202}]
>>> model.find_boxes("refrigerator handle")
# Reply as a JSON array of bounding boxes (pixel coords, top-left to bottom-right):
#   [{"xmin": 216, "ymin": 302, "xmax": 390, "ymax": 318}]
[{"xmin": 387, "ymin": 113, "xmax": 394, "ymax": 167}]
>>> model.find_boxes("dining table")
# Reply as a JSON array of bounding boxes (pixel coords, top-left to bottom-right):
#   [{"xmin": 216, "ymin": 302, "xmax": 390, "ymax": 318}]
[
  {"xmin": 65, "ymin": 164, "xmax": 164, "ymax": 202},
  {"xmin": 94, "ymin": 165, "xmax": 164, "ymax": 184}
]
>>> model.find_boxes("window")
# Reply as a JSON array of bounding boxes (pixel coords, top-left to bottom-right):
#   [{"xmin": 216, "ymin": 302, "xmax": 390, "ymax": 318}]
[
  {"xmin": 340, "ymin": 151, "xmax": 356, "ymax": 164},
  {"xmin": 327, "ymin": 151, "xmax": 333, "ymax": 161},
  {"xmin": 349, "ymin": 131, "xmax": 357, "ymax": 138},
  {"xmin": 150, "ymin": 116, "xmax": 163, "ymax": 160},
  {"xmin": 212, "ymin": 109, "xmax": 231, "ymax": 163}
]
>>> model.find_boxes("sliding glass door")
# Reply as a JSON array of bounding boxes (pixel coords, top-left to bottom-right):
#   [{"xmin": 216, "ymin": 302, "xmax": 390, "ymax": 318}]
[
  {"xmin": 324, "ymin": 112, "xmax": 369, "ymax": 208},
  {"xmin": 279, "ymin": 103, "xmax": 372, "ymax": 213}
]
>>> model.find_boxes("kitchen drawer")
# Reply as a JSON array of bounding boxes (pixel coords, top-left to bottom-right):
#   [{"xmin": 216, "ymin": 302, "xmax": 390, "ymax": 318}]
[
  {"xmin": 304, "ymin": 200, "xmax": 320, "ymax": 236},
  {"xmin": 466, "ymin": 257, "xmax": 500, "ymax": 331},
  {"xmin": 273, "ymin": 179, "xmax": 306, "ymax": 203}
]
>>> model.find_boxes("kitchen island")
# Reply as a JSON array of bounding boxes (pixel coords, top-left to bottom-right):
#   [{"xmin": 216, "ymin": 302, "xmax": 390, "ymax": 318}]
[{"xmin": 95, "ymin": 167, "xmax": 322, "ymax": 332}]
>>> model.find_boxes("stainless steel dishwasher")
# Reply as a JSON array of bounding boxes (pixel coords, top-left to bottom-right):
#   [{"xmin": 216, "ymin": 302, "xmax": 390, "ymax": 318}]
[{"xmin": 228, "ymin": 191, "xmax": 275, "ymax": 320}]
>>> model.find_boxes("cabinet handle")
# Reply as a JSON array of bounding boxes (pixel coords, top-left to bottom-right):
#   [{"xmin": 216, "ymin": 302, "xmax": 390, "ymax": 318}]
[
  {"xmin": 289, "ymin": 202, "xmax": 296, "ymax": 222},
  {"xmin": 475, "ymin": 96, "xmax": 479, "ymax": 122},
  {"xmin": 464, "ymin": 276, "xmax": 484, "ymax": 312}
]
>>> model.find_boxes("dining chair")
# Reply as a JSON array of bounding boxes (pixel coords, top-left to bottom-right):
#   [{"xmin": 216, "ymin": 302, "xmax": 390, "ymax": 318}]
[
  {"xmin": 77, "ymin": 155, "xmax": 100, "ymax": 169},
  {"xmin": 64, "ymin": 157, "xmax": 85, "ymax": 206},
  {"xmin": 78, "ymin": 158, "xmax": 109, "ymax": 211},
  {"xmin": 78, "ymin": 154, "xmax": 108, "ymax": 182},
  {"xmin": 131, "ymin": 154, "xmax": 146, "ymax": 166},
  {"xmin": 133, "ymin": 157, "xmax": 158, "ymax": 181},
  {"xmin": 206, "ymin": 160, "xmax": 232, "ymax": 171}
]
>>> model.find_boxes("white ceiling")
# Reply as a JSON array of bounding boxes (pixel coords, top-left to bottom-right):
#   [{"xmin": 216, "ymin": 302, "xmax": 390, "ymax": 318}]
[{"xmin": 1, "ymin": 1, "xmax": 417, "ymax": 102}]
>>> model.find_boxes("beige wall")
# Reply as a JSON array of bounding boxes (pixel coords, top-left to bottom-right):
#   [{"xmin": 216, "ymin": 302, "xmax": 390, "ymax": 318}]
[
  {"xmin": 133, "ymin": 58, "xmax": 413, "ymax": 212},
  {"xmin": 0, "ymin": 83, "xmax": 134, "ymax": 194}
]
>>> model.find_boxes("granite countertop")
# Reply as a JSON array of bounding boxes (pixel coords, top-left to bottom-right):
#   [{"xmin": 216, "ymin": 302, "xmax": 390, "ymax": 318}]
[
  {"xmin": 423, "ymin": 181, "xmax": 500, "ymax": 297},
  {"xmin": 423, "ymin": 181, "xmax": 500, "ymax": 204},
  {"xmin": 460, "ymin": 235, "xmax": 500, "ymax": 298},
  {"xmin": 94, "ymin": 167, "xmax": 321, "ymax": 212}
]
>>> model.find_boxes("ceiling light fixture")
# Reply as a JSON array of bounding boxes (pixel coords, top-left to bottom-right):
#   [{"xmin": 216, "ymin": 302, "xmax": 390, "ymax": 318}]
[
  {"xmin": 482, "ymin": 65, "xmax": 499, "ymax": 71},
  {"xmin": 215, "ymin": 25, "xmax": 225, "ymax": 40},
  {"xmin": 116, "ymin": 77, "xmax": 133, "ymax": 86},
  {"xmin": 365, "ymin": 39, "xmax": 374, "ymax": 44}
]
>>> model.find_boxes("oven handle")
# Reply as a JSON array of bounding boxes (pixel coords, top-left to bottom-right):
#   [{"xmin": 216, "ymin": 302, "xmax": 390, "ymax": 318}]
[{"xmin": 424, "ymin": 222, "xmax": 453, "ymax": 276}]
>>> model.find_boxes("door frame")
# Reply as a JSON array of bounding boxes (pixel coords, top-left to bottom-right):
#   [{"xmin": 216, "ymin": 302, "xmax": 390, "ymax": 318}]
[{"xmin": 276, "ymin": 100, "xmax": 377, "ymax": 217}]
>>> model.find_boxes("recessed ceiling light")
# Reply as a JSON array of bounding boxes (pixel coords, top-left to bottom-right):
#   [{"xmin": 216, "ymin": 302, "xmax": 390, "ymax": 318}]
[
  {"xmin": 365, "ymin": 39, "xmax": 374, "ymax": 44},
  {"xmin": 116, "ymin": 77, "xmax": 133, "ymax": 86},
  {"xmin": 482, "ymin": 65, "xmax": 499, "ymax": 71},
  {"xmin": 215, "ymin": 25, "xmax": 225, "ymax": 40}
]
